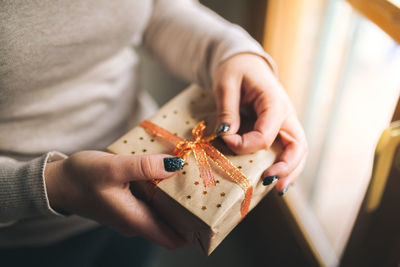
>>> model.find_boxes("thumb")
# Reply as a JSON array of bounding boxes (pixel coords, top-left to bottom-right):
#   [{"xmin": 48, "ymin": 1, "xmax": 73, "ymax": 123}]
[
  {"xmin": 115, "ymin": 154, "xmax": 185, "ymax": 182},
  {"xmin": 213, "ymin": 77, "xmax": 241, "ymax": 136}
]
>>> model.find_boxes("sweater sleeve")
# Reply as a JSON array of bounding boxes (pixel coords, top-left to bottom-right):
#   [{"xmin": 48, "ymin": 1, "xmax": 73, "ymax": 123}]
[
  {"xmin": 0, "ymin": 151, "xmax": 66, "ymax": 225},
  {"xmin": 143, "ymin": 0, "xmax": 277, "ymax": 90}
]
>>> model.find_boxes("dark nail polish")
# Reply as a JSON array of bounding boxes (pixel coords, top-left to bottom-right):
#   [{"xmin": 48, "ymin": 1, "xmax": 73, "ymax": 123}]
[
  {"xmin": 216, "ymin": 123, "xmax": 230, "ymax": 135},
  {"xmin": 216, "ymin": 136, "xmax": 226, "ymax": 144},
  {"xmin": 278, "ymin": 185, "xmax": 290, "ymax": 196},
  {"xmin": 164, "ymin": 157, "xmax": 185, "ymax": 172},
  {"xmin": 263, "ymin": 176, "xmax": 278, "ymax": 186}
]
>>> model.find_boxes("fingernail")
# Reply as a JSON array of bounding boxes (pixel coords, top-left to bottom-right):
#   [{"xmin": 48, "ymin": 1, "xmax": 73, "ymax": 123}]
[
  {"xmin": 263, "ymin": 176, "xmax": 278, "ymax": 186},
  {"xmin": 216, "ymin": 136, "xmax": 226, "ymax": 144},
  {"xmin": 163, "ymin": 157, "xmax": 185, "ymax": 172},
  {"xmin": 216, "ymin": 123, "xmax": 230, "ymax": 135},
  {"xmin": 278, "ymin": 185, "xmax": 290, "ymax": 196}
]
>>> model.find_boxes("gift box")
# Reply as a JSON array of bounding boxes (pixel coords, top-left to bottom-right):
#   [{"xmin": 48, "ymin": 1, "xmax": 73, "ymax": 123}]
[{"xmin": 107, "ymin": 84, "xmax": 281, "ymax": 255}]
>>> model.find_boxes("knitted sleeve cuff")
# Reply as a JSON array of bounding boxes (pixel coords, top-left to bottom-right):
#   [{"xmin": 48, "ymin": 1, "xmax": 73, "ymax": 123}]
[{"xmin": 0, "ymin": 151, "xmax": 67, "ymax": 224}]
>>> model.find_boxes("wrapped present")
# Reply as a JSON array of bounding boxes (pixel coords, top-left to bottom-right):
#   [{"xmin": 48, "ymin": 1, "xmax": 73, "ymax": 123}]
[{"xmin": 107, "ymin": 84, "xmax": 281, "ymax": 255}]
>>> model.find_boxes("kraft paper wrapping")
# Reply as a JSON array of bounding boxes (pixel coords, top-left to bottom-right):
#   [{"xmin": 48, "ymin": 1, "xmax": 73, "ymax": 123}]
[{"xmin": 107, "ymin": 84, "xmax": 281, "ymax": 255}]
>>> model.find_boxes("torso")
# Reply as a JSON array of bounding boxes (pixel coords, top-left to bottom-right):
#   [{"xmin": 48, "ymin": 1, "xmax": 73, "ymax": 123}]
[{"xmin": 0, "ymin": 0, "xmax": 153, "ymax": 156}]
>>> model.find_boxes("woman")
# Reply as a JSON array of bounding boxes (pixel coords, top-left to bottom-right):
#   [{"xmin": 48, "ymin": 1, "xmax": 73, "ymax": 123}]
[{"xmin": 0, "ymin": 0, "xmax": 307, "ymax": 266}]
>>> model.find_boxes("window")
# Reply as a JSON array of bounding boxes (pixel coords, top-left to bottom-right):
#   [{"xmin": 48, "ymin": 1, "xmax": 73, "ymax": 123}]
[{"xmin": 264, "ymin": 0, "xmax": 400, "ymax": 263}]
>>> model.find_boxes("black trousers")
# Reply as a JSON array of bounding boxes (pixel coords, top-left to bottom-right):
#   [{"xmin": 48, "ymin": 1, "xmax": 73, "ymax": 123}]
[{"xmin": 0, "ymin": 227, "xmax": 157, "ymax": 267}]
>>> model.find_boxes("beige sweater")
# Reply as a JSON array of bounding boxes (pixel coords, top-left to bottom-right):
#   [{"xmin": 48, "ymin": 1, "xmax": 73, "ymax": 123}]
[{"xmin": 0, "ymin": 0, "xmax": 275, "ymax": 247}]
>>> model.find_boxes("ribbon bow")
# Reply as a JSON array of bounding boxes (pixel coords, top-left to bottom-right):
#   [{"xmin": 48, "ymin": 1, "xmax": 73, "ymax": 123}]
[{"xmin": 140, "ymin": 120, "xmax": 253, "ymax": 219}]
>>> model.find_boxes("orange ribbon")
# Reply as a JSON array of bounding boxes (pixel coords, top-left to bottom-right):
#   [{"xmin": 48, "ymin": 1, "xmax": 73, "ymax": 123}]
[{"xmin": 140, "ymin": 120, "xmax": 253, "ymax": 219}]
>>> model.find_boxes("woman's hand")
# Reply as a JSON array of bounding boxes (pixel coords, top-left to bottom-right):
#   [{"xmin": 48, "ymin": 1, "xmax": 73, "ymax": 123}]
[
  {"xmin": 213, "ymin": 53, "xmax": 307, "ymax": 195},
  {"xmin": 44, "ymin": 151, "xmax": 187, "ymax": 249}
]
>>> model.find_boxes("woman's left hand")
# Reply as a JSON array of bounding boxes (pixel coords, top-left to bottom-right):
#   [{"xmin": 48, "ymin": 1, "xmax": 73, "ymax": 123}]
[{"xmin": 213, "ymin": 53, "xmax": 307, "ymax": 195}]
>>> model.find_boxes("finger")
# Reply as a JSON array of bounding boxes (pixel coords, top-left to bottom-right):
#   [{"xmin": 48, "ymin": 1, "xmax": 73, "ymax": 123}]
[
  {"xmin": 213, "ymin": 74, "xmax": 242, "ymax": 136},
  {"xmin": 221, "ymin": 131, "xmax": 268, "ymax": 154},
  {"xmin": 103, "ymin": 190, "xmax": 188, "ymax": 249},
  {"xmin": 276, "ymin": 156, "xmax": 306, "ymax": 194},
  {"xmin": 262, "ymin": 116, "xmax": 307, "ymax": 179},
  {"xmin": 252, "ymin": 94, "xmax": 286, "ymax": 149},
  {"xmin": 113, "ymin": 154, "xmax": 185, "ymax": 182},
  {"xmin": 221, "ymin": 100, "xmax": 283, "ymax": 154},
  {"xmin": 221, "ymin": 83, "xmax": 286, "ymax": 154}
]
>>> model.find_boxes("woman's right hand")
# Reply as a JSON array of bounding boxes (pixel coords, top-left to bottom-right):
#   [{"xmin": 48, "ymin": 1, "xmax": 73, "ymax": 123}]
[{"xmin": 44, "ymin": 150, "xmax": 187, "ymax": 249}]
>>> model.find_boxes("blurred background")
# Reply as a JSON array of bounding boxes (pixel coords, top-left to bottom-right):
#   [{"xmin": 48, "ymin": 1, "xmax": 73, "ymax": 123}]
[{"xmin": 139, "ymin": 0, "xmax": 400, "ymax": 266}]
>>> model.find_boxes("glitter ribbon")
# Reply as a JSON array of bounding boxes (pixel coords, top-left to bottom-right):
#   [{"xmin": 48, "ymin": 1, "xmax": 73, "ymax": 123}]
[{"xmin": 140, "ymin": 120, "xmax": 253, "ymax": 219}]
